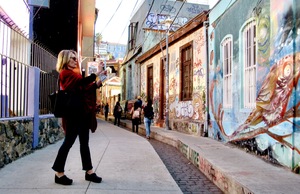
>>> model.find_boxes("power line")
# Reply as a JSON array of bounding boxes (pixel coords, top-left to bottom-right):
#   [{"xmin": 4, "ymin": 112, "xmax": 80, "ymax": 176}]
[
  {"xmin": 157, "ymin": 0, "xmax": 181, "ymax": 41},
  {"xmin": 141, "ymin": 0, "xmax": 184, "ymax": 52},
  {"xmin": 100, "ymin": 0, "xmax": 124, "ymax": 35},
  {"xmin": 140, "ymin": 0, "xmax": 186, "ymax": 59},
  {"xmin": 117, "ymin": 0, "xmax": 140, "ymax": 44},
  {"xmin": 158, "ymin": 0, "xmax": 186, "ymax": 58},
  {"xmin": 135, "ymin": 0, "xmax": 156, "ymax": 41},
  {"xmin": 84, "ymin": 0, "xmax": 137, "ymax": 54}
]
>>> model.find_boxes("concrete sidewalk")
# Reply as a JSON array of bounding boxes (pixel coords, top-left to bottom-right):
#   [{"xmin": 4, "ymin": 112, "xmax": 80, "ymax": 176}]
[
  {"xmin": 107, "ymin": 115, "xmax": 300, "ymax": 194},
  {"xmin": 0, "ymin": 119, "xmax": 181, "ymax": 194}
]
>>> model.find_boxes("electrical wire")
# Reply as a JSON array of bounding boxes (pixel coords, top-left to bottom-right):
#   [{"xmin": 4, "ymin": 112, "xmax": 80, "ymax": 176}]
[
  {"xmin": 100, "ymin": 0, "xmax": 124, "ymax": 35},
  {"xmin": 139, "ymin": 0, "xmax": 171, "ymax": 47},
  {"xmin": 153, "ymin": 0, "xmax": 186, "ymax": 59},
  {"xmin": 135, "ymin": 0, "xmax": 156, "ymax": 42},
  {"xmin": 84, "ymin": 0, "xmax": 138, "ymax": 54},
  {"xmin": 117, "ymin": 0, "xmax": 140, "ymax": 44},
  {"xmin": 156, "ymin": 0, "xmax": 182, "ymax": 58}
]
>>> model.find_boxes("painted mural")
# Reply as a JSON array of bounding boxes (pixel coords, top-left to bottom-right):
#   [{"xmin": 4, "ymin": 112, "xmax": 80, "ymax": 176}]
[{"xmin": 209, "ymin": 0, "xmax": 300, "ymax": 170}]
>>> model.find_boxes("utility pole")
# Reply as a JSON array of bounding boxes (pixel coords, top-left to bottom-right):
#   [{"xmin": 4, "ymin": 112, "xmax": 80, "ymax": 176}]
[{"xmin": 163, "ymin": 17, "xmax": 172, "ymax": 130}]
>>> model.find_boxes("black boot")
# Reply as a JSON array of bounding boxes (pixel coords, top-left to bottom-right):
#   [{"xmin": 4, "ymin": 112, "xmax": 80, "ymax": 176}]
[
  {"xmin": 85, "ymin": 172, "xmax": 102, "ymax": 183},
  {"xmin": 55, "ymin": 175, "xmax": 73, "ymax": 185}
]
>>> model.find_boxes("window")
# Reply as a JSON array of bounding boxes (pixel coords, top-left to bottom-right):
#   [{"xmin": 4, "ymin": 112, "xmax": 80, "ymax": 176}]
[
  {"xmin": 243, "ymin": 20, "xmax": 256, "ymax": 108},
  {"xmin": 128, "ymin": 22, "xmax": 138, "ymax": 51},
  {"xmin": 147, "ymin": 65, "xmax": 154, "ymax": 101},
  {"xmin": 180, "ymin": 42, "xmax": 193, "ymax": 100},
  {"xmin": 222, "ymin": 37, "xmax": 232, "ymax": 108}
]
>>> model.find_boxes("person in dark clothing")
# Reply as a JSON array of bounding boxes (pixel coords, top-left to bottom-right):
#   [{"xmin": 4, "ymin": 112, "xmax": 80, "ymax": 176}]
[
  {"xmin": 96, "ymin": 104, "xmax": 101, "ymax": 114},
  {"xmin": 137, "ymin": 96, "xmax": 142, "ymax": 108},
  {"xmin": 124, "ymin": 100, "xmax": 128, "ymax": 118},
  {"xmin": 137, "ymin": 96, "xmax": 143, "ymax": 124},
  {"xmin": 104, "ymin": 103, "xmax": 109, "ymax": 121},
  {"xmin": 113, "ymin": 101, "xmax": 122, "ymax": 126},
  {"xmin": 142, "ymin": 99, "xmax": 154, "ymax": 139},
  {"xmin": 52, "ymin": 50, "xmax": 102, "ymax": 186},
  {"xmin": 130, "ymin": 101, "xmax": 141, "ymax": 134}
]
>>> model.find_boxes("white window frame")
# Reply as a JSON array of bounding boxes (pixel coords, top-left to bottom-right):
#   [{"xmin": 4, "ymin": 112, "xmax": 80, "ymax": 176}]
[
  {"xmin": 243, "ymin": 20, "xmax": 256, "ymax": 108},
  {"xmin": 221, "ymin": 36, "xmax": 233, "ymax": 108}
]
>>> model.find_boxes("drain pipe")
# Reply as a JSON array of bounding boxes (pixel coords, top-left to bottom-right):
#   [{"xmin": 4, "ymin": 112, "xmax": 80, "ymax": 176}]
[{"xmin": 204, "ymin": 20, "xmax": 209, "ymax": 137}]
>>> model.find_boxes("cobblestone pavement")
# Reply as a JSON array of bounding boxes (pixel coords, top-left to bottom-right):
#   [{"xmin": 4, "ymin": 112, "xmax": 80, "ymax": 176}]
[{"xmin": 149, "ymin": 139, "xmax": 223, "ymax": 194}]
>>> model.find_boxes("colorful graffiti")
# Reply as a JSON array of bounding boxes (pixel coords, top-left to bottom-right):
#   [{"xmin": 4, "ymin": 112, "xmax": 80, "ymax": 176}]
[
  {"xmin": 145, "ymin": 13, "xmax": 189, "ymax": 31},
  {"xmin": 209, "ymin": 0, "xmax": 300, "ymax": 169},
  {"xmin": 187, "ymin": 5, "xmax": 204, "ymax": 14},
  {"xmin": 174, "ymin": 100, "xmax": 194, "ymax": 118}
]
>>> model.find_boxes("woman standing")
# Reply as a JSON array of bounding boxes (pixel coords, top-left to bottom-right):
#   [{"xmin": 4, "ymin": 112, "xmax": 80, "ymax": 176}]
[
  {"xmin": 52, "ymin": 50, "xmax": 102, "ymax": 185},
  {"xmin": 104, "ymin": 103, "xmax": 109, "ymax": 121},
  {"xmin": 142, "ymin": 99, "xmax": 154, "ymax": 139},
  {"xmin": 130, "ymin": 101, "xmax": 141, "ymax": 134},
  {"xmin": 113, "ymin": 101, "xmax": 122, "ymax": 126}
]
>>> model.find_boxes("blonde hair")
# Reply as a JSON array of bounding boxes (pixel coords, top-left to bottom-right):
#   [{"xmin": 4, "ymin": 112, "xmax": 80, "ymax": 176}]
[{"xmin": 56, "ymin": 50, "xmax": 79, "ymax": 72}]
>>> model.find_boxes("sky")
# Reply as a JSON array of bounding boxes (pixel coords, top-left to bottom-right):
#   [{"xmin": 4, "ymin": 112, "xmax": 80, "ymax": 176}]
[
  {"xmin": 1, "ymin": 0, "xmax": 217, "ymax": 44},
  {"xmin": 95, "ymin": 0, "xmax": 218, "ymax": 45},
  {"xmin": 0, "ymin": 0, "xmax": 30, "ymax": 34}
]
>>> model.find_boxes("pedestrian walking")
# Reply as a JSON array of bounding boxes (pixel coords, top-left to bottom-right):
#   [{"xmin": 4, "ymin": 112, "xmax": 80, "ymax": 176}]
[
  {"xmin": 136, "ymin": 96, "xmax": 143, "ymax": 124},
  {"xmin": 142, "ymin": 99, "xmax": 154, "ymax": 139},
  {"xmin": 113, "ymin": 101, "xmax": 122, "ymax": 126},
  {"xmin": 104, "ymin": 103, "xmax": 109, "ymax": 121},
  {"xmin": 130, "ymin": 101, "xmax": 141, "ymax": 134},
  {"xmin": 136, "ymin": 96, "xmax": 142, "ymax": 108},
  {"xmin": 52, "ymin": 50, "xmax": 102, "ymax": 185}
]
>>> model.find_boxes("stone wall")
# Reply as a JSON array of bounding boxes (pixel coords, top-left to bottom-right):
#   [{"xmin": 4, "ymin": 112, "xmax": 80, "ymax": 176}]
[
  {"xmin": 0, "ymin": 117, "xmax": 64, "ymax": 168},
  {"xmin": 171, "ymin": 120, "xmax": 205, "ymax": 136}
]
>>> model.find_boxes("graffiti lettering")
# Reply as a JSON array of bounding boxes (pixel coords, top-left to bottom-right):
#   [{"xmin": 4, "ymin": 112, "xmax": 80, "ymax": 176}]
[
  {"xmin": 188, "ymin": 147, "xmax": 199, "ymax": 167},
  {"xmin": 145, "ymin": 13, "xmax": 157, "ymax": 29},
  {"xmin": 179, "ymin": 142, "xmax": 189, "ymax": 158},
  {"xmin": 187, "ymin": 5, "xmax": 204, "ymax": 14},
  {"xmin": 194, "ymin": 67, "xmax": 205, "ymax": 77},
  {"xmin": 160, "ymin": 4, "xmax": 176, "ymax": 13},
  {"xmin": 173, "ymin": 17, "xmax": 188, "ymax": 27},
  {"xmin": 175, "ymin": 101, "xmax": 194, "ymax": 118},
  {"xmin": 145, "ymin": 13, "xmax": 188, "ymax": 31}
]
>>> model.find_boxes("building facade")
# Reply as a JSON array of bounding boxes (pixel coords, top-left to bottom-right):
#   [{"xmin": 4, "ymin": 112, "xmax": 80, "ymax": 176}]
[
  {"xmin": 107, "ymin": 42, "xmax": 126, "ymax": 60},
  {"xmin": 208, "ymin": 0, "xmax": 300, "ymax": 170},
  {"xmin": 120, "ymin": 0, "xmax": 209, "ymax": 102},
  {"xmin": 95, "ymin": 42, "xmax": 126, "ymax": 60},
  {"xmin": 137, "ymin": 12, "xmax": 208, "ymax": 133},
  {"xmin": 135, "ymin": 0, "xmax": 300, "ymax": 171}
]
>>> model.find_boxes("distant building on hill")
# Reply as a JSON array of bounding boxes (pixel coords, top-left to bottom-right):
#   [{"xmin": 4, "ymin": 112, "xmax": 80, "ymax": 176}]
[{"xmin": 95, "ymin": 41, "xmax": 126, "ymax": 60}]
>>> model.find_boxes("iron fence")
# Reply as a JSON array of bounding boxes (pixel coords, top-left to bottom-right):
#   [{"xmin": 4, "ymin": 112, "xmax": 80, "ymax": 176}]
[{"xmin": 0, "ymin": 19, "xmax": 57, "ymax": 118}]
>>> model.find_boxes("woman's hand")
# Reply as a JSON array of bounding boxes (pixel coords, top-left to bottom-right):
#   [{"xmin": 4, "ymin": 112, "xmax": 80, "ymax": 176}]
[
  {"xmin": 95, "ymin": 69, "xmax": 107, "ymax": 77},
  {"xmin": 96, "ymin": 79, "xmax": 102, "ymax": 88}
]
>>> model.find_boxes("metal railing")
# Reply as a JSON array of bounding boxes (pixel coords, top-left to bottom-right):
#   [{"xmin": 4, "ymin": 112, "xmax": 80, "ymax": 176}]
[{"xmin": 0, "ymin": 19, "xmax": 57, "ymax": 118}]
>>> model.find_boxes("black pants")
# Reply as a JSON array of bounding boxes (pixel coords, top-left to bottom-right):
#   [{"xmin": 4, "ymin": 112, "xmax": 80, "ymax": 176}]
[
  {"xmin": 132, "ymin": 118, "xmax": 139, "ymax": 134},
  {"xmin": 114, "ymin": 115, "xmax": 121, "ymax": 126},
  {"xmin": 52, "ymin": 117, "xmax": 93, "ymax": 172},
  {"xmin": 105, "ymin": 112, "xmax": 108, "ymax": 120}
]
